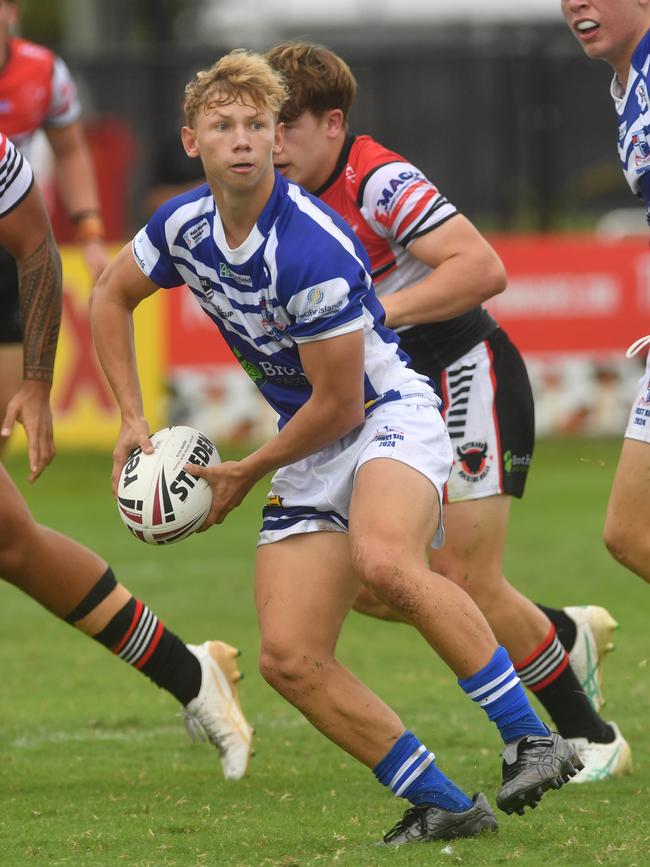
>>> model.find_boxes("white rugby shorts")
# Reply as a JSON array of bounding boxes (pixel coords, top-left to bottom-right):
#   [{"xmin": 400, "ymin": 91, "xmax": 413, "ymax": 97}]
[
  {"xmin": 258, "ymin": 400, "xmax": 452, "ymax": 547},
  {"xmin": 624, "ymin": 349, "xmax": 650, "ymax": 443}
]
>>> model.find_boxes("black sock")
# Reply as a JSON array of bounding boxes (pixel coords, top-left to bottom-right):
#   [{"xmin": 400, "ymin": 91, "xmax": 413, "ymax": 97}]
[{"xmin": 536, "ymin": 605, "xmax": 578, "ymax": 653}]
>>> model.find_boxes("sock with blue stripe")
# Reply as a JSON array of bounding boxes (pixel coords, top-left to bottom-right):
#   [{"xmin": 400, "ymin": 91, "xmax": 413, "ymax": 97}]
[
  {"xmin": 459, "ymin": 646, "xmax": 549, "ymax": 744},
  {"xmin": 373, "ymin": 730, "xmax": 473, "ymax": 812}
]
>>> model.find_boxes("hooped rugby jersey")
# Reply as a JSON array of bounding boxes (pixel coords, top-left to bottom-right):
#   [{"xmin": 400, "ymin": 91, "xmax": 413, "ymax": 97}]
[
  {"xmin": 132, "ymin": 171, "xmax": 435, "ymax": 428},
  {"xmin": 0, "ymin": 37, "xmax": 81, "ymax": 161},
  {"xmin": 612, "ymin": 29, "xmax": 650, "ymax": 218},
  {"xmin": 317, "ymin": 134, "xmax": 498, "ymax": 370},
  {"xmin": 0, "ymin": 132, "xmax": 33, "ymax": 217}
]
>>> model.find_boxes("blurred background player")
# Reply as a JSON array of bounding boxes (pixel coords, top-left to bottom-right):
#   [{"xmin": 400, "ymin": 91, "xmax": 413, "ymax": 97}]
[
  {"xmin": 266, "ymin": 41, "xmax": 631, "ymax": 783},
  {"xmin": 561, "ymin": 2, "xmax": 650, "ymax": 583},
  {"xmin": 0, "ymin": 131, "xmax": 253, "ymax": 781},
  {"xmin": 0, "ymin": 0, "xmax": 108, "ymax": 456}
]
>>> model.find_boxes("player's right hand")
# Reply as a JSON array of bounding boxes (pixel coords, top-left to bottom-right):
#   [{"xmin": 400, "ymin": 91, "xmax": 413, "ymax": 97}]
[
  {"xmin": 112, "ymin": 416, "xmax": 154, "ymax": 495},
  {"xmin": 1, "ymin": 380, "xmax": 55, "ymax": 482}
]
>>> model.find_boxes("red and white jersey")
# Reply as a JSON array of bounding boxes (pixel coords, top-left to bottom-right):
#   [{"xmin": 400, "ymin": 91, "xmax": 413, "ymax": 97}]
[
  {"xmin": 0, "ymin": 131, "xmax": 33, "ymax": 217},
  {"xmin": 318, "ymin": 135, "xmax": 457, "ymax": 299},
  {"xmin": 0, "ymin": 37, "xmax": 81, "ymax": 161},
  {"xmin": 318, "ymin": 134, "xmax": 497, "ymax": 370}
]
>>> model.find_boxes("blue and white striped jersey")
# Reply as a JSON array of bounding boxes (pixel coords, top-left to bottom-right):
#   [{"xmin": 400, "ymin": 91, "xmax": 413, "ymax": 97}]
[
  {"xmin": 132, "ymin": 171, "xmax": 435, "ymax": 427},
  {"xmin": 611, "ymin": 29, "xmax": 650, "ymax": 217}
]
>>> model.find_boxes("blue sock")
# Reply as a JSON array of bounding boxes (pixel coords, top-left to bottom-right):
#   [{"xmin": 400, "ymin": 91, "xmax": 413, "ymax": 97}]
[
  {"xmin": 373, "ymin": 730, "xmax": 473, "ymax": 812},
  {"xmin": 459, "ymin": 646, "xmax": 549, "ymax": 744}
]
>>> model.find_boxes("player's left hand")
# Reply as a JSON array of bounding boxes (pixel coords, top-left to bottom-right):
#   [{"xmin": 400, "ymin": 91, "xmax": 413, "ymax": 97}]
[
  {"xmin": 1, "ymin": 380, "xmax": 55, "ymax": 482},
  {"xmin": 185, "ymin": 460, "xmax": 257, "ymax": 528},
  {"xmin": 83, "ymin": 238, "xmax": 111, "ymax": 282}
]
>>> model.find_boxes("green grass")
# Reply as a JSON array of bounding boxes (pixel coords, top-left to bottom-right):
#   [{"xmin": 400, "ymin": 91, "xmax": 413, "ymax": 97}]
[{"xmin": 1, "ymin": 440, "xmax": 649, "ymax": 866}]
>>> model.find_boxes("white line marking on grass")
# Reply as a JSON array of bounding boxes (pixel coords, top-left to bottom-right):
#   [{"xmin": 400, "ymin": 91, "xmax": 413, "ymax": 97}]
[{"xmin": 11, "ymin": 715, "xmax": 310, "ymax": 748}]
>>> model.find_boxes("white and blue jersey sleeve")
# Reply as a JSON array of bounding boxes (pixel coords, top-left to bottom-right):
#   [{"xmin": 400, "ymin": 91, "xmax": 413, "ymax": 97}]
[
  {"xmin": 130, "ymin": 173, "xmax": 436, "ymax": 427},
  {"xmin": 612, "ymin": 29, "xmax": 650, "ymax": 216}
]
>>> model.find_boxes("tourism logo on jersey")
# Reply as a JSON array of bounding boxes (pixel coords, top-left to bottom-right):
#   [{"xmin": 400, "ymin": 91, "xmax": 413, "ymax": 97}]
[
  {"xmin": 456, "ymin": 441, "xmax": 491, "ymax": 483},
  {"xmin": 636, "ymin": 81, "xmax": 649, "ymax": 112},
  {"xmin": 183, "ymin": 218, "xmax": 210, "ymax": 249},
  {"xmin": 219, "ymin": 262, "xmax": 253, "ymax": 286},
  {"xmin": 295, "ymin": 285, "xmax": 344, "ymax": 323},
  {"xmin": 308, "ymin": 287, "xmax": 324, "ymax": 304}
]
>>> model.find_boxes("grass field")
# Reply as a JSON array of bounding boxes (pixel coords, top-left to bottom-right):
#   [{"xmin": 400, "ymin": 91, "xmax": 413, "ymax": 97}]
[{"xmin": 1, "ymin": 439, "xmax": 648, "ymax": 866}]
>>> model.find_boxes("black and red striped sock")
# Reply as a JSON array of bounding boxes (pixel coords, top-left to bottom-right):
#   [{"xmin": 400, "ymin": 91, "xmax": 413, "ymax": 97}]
[
  {"xmin": 91, "ymin": 596, "xmax": 201, "ymax": 706},
  {"xmin": 515, "ymin": 626, "xmax": 613, "ymax": 743}
]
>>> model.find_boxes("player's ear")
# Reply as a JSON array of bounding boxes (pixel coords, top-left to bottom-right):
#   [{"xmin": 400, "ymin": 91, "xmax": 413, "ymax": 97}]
[
  {"xmin": 181, "ymin": 126, "xmax": 199, "ymax": 158},
  {"xmin": 325, "ymin": 109, "xmax": 345, "ymax": 138},
  {"xmin": 273, "ymin": 121, "xmax": 284, "ymax": 153}
]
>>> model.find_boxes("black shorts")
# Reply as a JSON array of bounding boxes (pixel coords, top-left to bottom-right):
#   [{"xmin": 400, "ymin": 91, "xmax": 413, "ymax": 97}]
[
  {"xmin": 0, "ymin": 247, "xmax": 21, "ymax": 344},
  {"xmin": 408, "ymin": 327, "xmax": 535, "ymax": 501}
]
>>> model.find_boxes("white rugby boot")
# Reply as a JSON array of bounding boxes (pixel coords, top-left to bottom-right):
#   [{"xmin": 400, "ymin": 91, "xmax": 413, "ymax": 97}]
[
  {"xmin": 567, "ymin": 722, "xmax": 632, "ymax": 784},
  {"xmin": 184, "ymin": 640, "xmax": 254, "ymax": 780},
  {"xmin": 565, "ymin": 605, "xmax": 618, "ymax": 713}
]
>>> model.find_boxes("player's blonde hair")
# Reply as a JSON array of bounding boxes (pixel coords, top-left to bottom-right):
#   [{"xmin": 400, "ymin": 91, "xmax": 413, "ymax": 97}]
[
  {"xmin": 264, "ymin": 42, "xmax": 358, "ymax": 124},
  {"xmin": 184, "ymin": 49, "xmax": 288, "ymax": 127}
]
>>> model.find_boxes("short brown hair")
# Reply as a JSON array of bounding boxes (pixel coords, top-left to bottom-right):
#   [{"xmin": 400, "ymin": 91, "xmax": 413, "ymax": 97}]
[
  {"xmin": 184, "ymin": 49, "xmax": 288, "ymax": 127},
  {"xmin": 264, "ymin": 42, "xmax": 358, "ymax": 124}
]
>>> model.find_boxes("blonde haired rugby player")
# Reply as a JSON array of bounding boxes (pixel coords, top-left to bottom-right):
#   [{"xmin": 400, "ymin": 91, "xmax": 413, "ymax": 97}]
[{"xmin": 91, "ymin": 49, "xmax": 583, "ymax": 844}]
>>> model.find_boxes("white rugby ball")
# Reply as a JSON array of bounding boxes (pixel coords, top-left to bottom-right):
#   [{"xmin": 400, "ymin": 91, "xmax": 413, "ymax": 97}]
[{"xmin": 116, "ymin": 426, "xmax": 220, "ymax": 544}]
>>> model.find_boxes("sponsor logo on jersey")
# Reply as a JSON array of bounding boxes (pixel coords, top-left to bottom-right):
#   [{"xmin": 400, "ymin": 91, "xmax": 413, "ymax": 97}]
[
  {"xmin": 232, "ymin": 346, "xmax": 266, "ymax": 385},
  {"xmin": 376, "ymin": 170, "xmax": 425, "ymax": 211},
  {"xmin": 619, "ymin": 120, "xmax": 628, "ymax": 140},
  {"xmin": 231, "ymin": 347, "xmax": 308, "ymax": 387},
  {"xmin": 503, "ymin": 449, "xmax": 531, "ymax": 474},
  {"xmin": 636, "ymin": 80, "xmax": 648, "ymax": 112},
  {"xmin": 295, "ymin": 287, "xmax": 344, "ymax": 323},
  {"xmin": 219, "ymin": 261, "xmax": 252, "ymax": 286},
  {"xmin": 257, "ymin": 360, "xmax": 309, "ymax": 386},
  {"xmin": 199, "ymin": 276, "xmax": 214, "ymax": 300},
  {"xmin": 266, "ymin": 494, "xmax": 284, "ymax": 507},
  {"xmin": 132, "ymin": 237, "xmax": 147, "ymax": 271},
  {"xmin": 183, "ymin": 218, "xmax": 210, "ymax": 249},
  {"xmin": 345, "ymin": 164, "xmax": 356, "ymax": 184},
  {"xmin": 456, "ymin": 441, "xmax": 491, "ymax": 482},
  {"xmin": 308, "ymin": 287, "xmax": 324, "ymax": 304}
]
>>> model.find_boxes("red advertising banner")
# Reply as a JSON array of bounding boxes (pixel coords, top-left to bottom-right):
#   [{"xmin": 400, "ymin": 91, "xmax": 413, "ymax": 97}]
[{"xmin": 487, "ymin": 235, "xmax": 650, "ymax": 353}]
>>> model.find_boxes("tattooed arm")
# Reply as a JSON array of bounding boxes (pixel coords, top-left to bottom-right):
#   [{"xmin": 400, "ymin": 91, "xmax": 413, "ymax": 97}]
[{"xmin": 0, "ymin": 182, "xmax": 62, "ymax": 480}]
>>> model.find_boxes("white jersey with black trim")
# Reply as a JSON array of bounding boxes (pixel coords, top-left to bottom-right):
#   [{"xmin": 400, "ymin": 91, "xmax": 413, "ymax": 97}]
[
  {"xmin": 611, "ymin": 29, "xmax": 650, "ymax": 215},
  {"xmin": 132, "ymin": 171, "xmax": 436, "ymax": 428},
  {"xmin": 0, "ymin": 132, "xmax": 33, "ymax": 217}
]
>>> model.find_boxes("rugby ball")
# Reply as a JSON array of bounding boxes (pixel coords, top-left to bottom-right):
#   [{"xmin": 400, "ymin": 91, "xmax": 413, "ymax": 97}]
[{"xmin": 116, "ymin": 426, "xmax": 220, "ymax": 544}]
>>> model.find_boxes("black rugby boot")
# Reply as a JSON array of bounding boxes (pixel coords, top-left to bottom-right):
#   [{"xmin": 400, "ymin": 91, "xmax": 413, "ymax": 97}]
[{"xmin": 383, "ymin": 792, "xmax": 498, "ymax": 845}]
